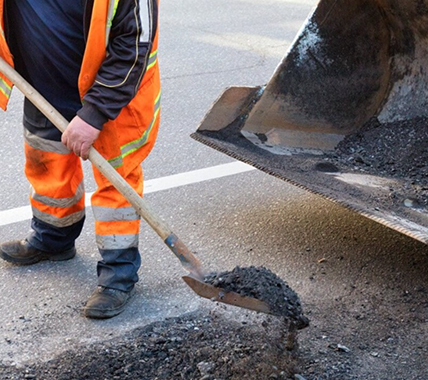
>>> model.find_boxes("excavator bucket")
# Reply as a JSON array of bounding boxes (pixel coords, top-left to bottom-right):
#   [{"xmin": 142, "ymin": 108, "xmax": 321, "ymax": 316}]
[{"xmin": 192, "ymin": 0, "xmax": 428, "ymax": 244}]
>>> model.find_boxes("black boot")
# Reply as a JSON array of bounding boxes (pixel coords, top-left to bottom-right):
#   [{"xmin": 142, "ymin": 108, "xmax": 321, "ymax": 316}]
[
  {"xmin": 0, "ymin": 240, "xmax": 76, "ymax": 265},
  {"xmin": 83, "ymin": 286, "xmax": 135, "ymax": 319}
]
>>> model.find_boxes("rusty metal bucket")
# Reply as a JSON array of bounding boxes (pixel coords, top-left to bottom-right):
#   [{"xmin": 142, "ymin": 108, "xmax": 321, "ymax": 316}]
[{"xmin": 192, "ymin": 0, "xmax": 428, "ymax": 244}]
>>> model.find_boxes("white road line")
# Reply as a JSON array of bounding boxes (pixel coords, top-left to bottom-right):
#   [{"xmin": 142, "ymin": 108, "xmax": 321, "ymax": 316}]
[{"xmin": 0, "ymin": 161, "xmax": 255, "ymax": 227}]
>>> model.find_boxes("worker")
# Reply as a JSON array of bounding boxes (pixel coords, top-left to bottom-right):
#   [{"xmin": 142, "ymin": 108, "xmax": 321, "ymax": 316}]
[{"xmin": 0, "ymin": 0, "xmax": 161, "ymax": 319}]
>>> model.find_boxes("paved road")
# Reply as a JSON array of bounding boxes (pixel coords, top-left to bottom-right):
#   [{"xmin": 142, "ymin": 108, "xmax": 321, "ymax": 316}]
[{"xmin": 1, "ymin": 0, "xmax": 427, "ymax": 370}]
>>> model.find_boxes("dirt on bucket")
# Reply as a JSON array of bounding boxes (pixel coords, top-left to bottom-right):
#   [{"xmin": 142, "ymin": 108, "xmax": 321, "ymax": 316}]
[
  {"xmin": 330, "ymin": 116, "xmax": 428, "ymax": 205},
  {"xmin": 204, "ymin": 265, "xmax": 309, "ymax": 329}
]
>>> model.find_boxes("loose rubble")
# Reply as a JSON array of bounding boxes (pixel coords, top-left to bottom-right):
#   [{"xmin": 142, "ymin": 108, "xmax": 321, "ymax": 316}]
[
  {"xmin": 0, "ymin": 310, "xmax": 300, "ymax": 380},
  {"xmin": 204, "ymin": 266, "xmax": 309, "ymax": 328}
]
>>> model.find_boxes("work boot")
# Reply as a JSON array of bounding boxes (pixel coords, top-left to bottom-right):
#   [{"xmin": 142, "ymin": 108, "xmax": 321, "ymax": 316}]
[
  {"xmin": 0, "ymin": 240, "xmax": 76, "ymax": 265},
  {"xmin": 83, "ymin": 286, "xmax": 135, "ymax": 319}
]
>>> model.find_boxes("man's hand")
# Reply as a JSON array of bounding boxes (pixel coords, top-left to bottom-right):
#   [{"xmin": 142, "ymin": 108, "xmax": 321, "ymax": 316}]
[{"xmin": 61, "ymin": 116, "xmax": 101, "ymax": 160}]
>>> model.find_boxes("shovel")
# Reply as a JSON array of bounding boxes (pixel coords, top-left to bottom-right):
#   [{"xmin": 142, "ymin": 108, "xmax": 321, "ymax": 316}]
[{"xmin": 0, "ymin": 57, "xmax": 273, "ymax": 316}]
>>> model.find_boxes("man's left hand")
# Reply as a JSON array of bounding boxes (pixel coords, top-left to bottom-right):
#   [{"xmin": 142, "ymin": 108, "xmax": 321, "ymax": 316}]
[{"xmin": 61, "ymin": 116, "xmax": 101, "ymax": 160}]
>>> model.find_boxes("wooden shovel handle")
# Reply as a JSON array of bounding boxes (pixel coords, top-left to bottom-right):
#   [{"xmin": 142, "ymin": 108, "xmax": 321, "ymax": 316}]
[{"xmin": 0, "ymin": 57, "xmax": 203, "ymax": 278}]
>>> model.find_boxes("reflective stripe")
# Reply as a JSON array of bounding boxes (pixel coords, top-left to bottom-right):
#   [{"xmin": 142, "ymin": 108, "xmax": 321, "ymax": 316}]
[
  {"xmin": 32, "ymin": 207, "xmax": 85, "ymax": 228},
  {"xmin": 24, "ymin": 129, "xmax": 70, "ymax": 154},
  {"xmin": 0, "ymin": 77, "xmax": 12, "ymax": 99},
  {"xmin": 96, "ymin": 234, "xmax": 139, "ymax": 250},
  {"xmin": 135, "ymin": 48, "xmax": 157, "ymax": 93},
  {"xmin": 108, "ymin": 90, "xmax": 161, "ymax": 168},
  {"xmin": 139, "ymin": 0, "xmax": 153, "ymax": 43},
  {"xmin": 31, "ymin": 181, "xmax": 85, "ymax": 209},
  {"xmin": 107, "ymin": 157, "xmax": 123, "ymax": 170},
  {"xmin": 105, "ymin": 0, "xmax": 120, "ymax": 46},
  {"xmin": 96, "ymin": 0, "xmax": 145, "ymax": 88},
  {"xmin": 146, "ymin": 50, "xmax": 157, "ymax": 70},
  {"xmin": 92, "ymin": 206, "xmax": 139, "ymax": 222}
]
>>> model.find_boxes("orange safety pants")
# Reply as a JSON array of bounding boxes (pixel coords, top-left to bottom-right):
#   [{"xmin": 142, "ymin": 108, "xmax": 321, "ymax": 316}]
[{"xmin": 24, "ymin": 73, "xmax": 160, "ymax": 291}]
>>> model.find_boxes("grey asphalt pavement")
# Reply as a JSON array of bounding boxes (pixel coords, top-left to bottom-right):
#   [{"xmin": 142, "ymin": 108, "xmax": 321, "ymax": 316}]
[{"xmin": 1, "ymin": 0, "xmax": 427, "ymax": 372}]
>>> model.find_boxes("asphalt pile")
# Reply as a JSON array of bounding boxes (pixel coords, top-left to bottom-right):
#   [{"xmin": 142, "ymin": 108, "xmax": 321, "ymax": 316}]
[{"xmin": 205, "ymin": 265, "xmax": 309, "ymax": 328}]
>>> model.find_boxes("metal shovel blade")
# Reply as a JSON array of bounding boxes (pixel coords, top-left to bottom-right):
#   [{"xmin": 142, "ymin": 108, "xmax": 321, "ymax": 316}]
[{"xmin": 182, "ymin": 275, "xmax": 272, "ymax": 315}]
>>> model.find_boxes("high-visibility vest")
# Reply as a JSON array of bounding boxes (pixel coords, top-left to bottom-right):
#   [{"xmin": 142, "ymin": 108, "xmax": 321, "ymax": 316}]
[
  {"xmin": 0, "ymin": 0, "xmax": 14, "ymax": 110},
  {"xmin": 0, "ymin": 0, "xmax": 159, "ymax": 112}
]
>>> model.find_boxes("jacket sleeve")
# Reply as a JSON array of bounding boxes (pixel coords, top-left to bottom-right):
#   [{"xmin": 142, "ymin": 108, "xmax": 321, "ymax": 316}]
[{"xmin": 77, "ymin": 0, "xmax": 158, "ymax": 130}]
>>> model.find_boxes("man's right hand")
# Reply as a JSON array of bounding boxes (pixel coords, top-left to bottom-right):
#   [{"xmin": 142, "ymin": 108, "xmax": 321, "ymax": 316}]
[{"xmin": 61, "ymin": 116, "xmax": 100, "ymax": 160}]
